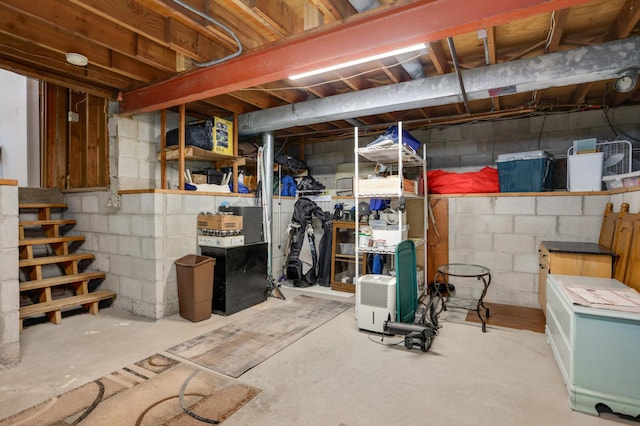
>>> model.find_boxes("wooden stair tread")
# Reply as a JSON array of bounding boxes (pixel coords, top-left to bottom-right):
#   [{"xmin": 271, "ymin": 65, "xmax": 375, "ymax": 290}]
[
  {"xmin": 19, "ymin": 253, "xmax": 95, "ymax": 267},
  {"xmin": 20, "ymin": 271, "xmax": 105, "ymax": 292},
  {"xmin": 19, "ymin": 219, "xmax": 76, "ymax": 227},
  {"xmin": 19, "ymin": 203, "xmax": 67, "ymax": 209},
  {"xmin": 19, "ymin": 235, "xmax": 85, "ymax": 246},
  {"xmin": 19, "ymin": 291, "xmax": 115, "ymax": 319}
]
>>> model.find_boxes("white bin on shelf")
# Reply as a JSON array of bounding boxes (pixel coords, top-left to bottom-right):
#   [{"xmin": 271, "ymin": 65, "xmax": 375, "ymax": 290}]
[{"xmin": 567, "ymin": 152, "xmax": 604, "ymax": 192}]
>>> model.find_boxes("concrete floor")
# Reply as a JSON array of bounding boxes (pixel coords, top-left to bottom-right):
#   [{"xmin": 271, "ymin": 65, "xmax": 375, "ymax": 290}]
[{"xmin": 0, "ymin": 286, "xmax": 633, "ymax": 425}]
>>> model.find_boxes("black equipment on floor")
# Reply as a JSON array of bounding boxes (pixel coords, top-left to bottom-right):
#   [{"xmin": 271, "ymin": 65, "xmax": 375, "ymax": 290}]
[
  {"xmin": 381, "ymin": 240, "xmax": 440, "ymax": 352},
  {"xmin": 283, "ymin": 197, "xmax": 332, "ymax": 287},
  {"xmin": 200, "ymin": 242, "xmax": 268, "ymax": 315}
]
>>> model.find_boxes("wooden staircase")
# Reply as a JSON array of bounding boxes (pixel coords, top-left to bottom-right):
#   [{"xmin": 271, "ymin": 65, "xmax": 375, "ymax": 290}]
[{"xmin": 18, "ymin": 203, "xmax": 115, "ymax": 330}]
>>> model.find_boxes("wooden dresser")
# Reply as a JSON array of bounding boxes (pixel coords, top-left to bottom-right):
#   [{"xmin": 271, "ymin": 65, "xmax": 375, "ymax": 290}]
[
  {"xmin": 538, "ymin": 241, "xmax": 616, "ymax": 314},
  {"xmin": 546, "ymin": 274, "xmax": 640, "ymax": 418}
]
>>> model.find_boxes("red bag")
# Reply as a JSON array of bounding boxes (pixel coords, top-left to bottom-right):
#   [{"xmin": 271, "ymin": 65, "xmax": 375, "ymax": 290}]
[{"xmin": 427, "ymin": 167, "xmax": 500, "ymax": 194}]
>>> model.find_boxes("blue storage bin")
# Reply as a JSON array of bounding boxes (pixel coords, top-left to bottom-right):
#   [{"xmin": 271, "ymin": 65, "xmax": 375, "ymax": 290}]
[
  {"xmin": 496, "ymin": 150, "xmax": 554, "ymax": 192},
  {"xmin": 367, "ymin": 125, "xmax": 421, "ymax": 151}
]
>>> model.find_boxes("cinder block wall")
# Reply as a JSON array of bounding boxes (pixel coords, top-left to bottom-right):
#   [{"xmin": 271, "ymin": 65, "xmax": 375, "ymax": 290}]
[
  {"xmin": 301, "ymin": 105, "xmax": 639, "ymax": 308},
  {"xmin": 0, "ymin": 183, "xmax": 19, "ymax": 367},
  {"xmin": 63, "ymin": 114, "xmax": 298, "ymax": 319},
  {"xmin": 64, "ymin": 189, "xmax": 282, "ymax": 320},
  {"xmin": 426, "ymin": 106, "xmax": 640, "ymax": 170},
  {"xmin": 305, "ymin": 105, "xmax": 640, "ymax": 185},
  {"xmin": 63, "ymin": 108, "xmax": 638, "ymax": 318},
  {"xmin": 447, "ymin": 194, "xmax": 608, "ymax": 307}
]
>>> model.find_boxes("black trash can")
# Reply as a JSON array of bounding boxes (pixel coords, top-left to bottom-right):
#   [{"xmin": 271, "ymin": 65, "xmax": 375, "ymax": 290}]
[{"xmin": 175, "ymin": 254, "xmax": 216, "ymax": 322}]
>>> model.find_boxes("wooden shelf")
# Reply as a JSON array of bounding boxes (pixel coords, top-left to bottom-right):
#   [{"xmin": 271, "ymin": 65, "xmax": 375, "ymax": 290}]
[
  {"xmin": 157, "ymin": 145, "xmax": 238, "ymax": 162},
  {"xmin": 330, "ymin": 221, "xmax": 365, "ymax": 293}
]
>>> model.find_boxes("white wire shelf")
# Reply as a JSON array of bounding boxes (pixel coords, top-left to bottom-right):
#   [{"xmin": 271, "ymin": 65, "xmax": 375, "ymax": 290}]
[{"xmin": 356, "ymin": 144, "xmax": 423, "ymax": 167}]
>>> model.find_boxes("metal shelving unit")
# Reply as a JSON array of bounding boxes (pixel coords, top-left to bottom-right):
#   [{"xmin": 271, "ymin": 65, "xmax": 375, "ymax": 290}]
[{"xmin": 353, "ymin": 122, "xmax": 428, "ymax": 317}]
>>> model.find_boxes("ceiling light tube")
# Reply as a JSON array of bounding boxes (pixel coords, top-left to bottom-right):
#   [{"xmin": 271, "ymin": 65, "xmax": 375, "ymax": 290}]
[{"xmin": 288, "ymin": 43, "xmax": 427, "ymax": 80}]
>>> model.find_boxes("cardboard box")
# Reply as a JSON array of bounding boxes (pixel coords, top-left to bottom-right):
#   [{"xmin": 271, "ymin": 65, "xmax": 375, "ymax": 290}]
[
  {"xmin": 198, "ymin": 235, "xmax": 244, "ymax": 247},
  {"xmin": 358, "ymin": 176, "xmax": 417, "ymax": 195},
  {"xmin": 191, "ymin": 173, "xmax": 208, "ymax": 184},
  {"xmin": 197, "ymin": 214, "xmax": 243, "ymax": 230},
  {"xmin": 213, "ymin": 117, "xmax": 233, "ymax": 156}
]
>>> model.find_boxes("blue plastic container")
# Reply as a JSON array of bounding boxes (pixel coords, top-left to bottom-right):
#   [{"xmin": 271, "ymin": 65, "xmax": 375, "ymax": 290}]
[
  {"xmin": 496, "ymin": 150, "xmax": 554, "ymax": 192},
  {"xmin": 367, "ymin": 126, "xmax": 422, "ymax": 151}
]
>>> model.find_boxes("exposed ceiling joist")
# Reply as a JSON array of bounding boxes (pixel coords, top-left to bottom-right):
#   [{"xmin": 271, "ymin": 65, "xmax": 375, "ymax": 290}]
[
  {"xmin": 120, "ymin": 0, "xmax": 595, "ymax": 115},
  {"xmin": 237, "ymin": 36, "xmax": 640, "ymax": 135}
]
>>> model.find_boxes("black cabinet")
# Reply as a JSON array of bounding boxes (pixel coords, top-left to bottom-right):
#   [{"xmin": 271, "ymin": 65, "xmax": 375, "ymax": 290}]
[{"xmin": 200, "ymin": 242, "xmax": 268, "ymax": 315}]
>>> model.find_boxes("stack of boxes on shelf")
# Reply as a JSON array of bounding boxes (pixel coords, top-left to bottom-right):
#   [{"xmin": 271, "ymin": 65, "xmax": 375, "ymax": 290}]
[{"xmin": 197, "ymin": 212, "xmax": 244, "ymax": 247}]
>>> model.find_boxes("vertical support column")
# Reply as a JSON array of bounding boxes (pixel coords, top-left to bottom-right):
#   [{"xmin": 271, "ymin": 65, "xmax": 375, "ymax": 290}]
[
  {"xmin": 262, "ymin": 132, "xmax": 274, "ymax": 278},
  {"xmin": 0, "ymin": 182, "xmax": 20, "ymax": 365},
  {"xmin": 178, "ymin": 105, "xmax": 186, "ymax": 190},
  {"xmin": 160, "ymin": 109, "xmax": 167, "ymax": 189}
]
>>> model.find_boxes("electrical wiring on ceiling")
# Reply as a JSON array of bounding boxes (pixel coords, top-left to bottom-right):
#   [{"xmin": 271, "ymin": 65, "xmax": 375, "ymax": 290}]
[{"xmin": 170, "ymin": 0, "xmax": 243, "ymax": 67}]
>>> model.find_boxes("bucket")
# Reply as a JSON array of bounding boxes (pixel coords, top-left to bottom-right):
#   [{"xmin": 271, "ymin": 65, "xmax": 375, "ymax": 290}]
[{"xmin": 567, "ymin": 152, "xmax": 604, "ymax": 192}]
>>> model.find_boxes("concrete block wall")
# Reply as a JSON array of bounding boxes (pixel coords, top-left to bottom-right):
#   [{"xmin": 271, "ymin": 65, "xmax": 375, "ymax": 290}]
[
  {"xmin": 111, "ymin": 114, "xmax": 161, "ymax": 191},
  {"xmin": 0, "ymin": 183, "xmax": 19, "ymax": 367},
  {"xmin": 64, "ymin": 188, "xmax": 295, "ymax": 320},
  {"xmin": 447, "ymin": 191, "xmax": 640, "ymax": 308},
  {"xmin": 302, "ymin": 106, "xmax": 640, "ymax": 183},
  {"xmin": 83, "ymin": 108, "xmax": 637, "ymax": 317},
  {"xmin": 426, "ymin": 106, "xmax": 640, "ymax": 171}
]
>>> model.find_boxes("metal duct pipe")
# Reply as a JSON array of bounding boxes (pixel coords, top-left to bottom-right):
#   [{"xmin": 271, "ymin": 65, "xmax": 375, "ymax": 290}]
[
  {"xmin": 239, "ymin": 36, "xmax": 640, "ymax": 134},
  {"xmin": 447, "ymin": 37, "xmax": 471, "ymax": 115}
]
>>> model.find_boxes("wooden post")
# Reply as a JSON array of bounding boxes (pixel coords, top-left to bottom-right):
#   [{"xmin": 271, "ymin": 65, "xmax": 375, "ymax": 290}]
[
  {"xmin": 178, "ymin": 104, "xmax": 186, "ymax": 190},
  {"xmin": 232, "ymin": 112, "xmax": 239, "ymax": 193},
  {"xmin": 161, "ymin": 109, "xmax": 167, "ymax": 189}
]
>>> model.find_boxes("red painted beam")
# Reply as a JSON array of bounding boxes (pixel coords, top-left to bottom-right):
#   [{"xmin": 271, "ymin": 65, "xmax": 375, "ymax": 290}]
[{"xmin": 121, "ymin": 0, "xmax": 594, "ymax": 115}]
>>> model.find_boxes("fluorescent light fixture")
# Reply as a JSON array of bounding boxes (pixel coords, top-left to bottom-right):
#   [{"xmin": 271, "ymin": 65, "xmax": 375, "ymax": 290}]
[{"xmin": 288, "ymin": 43, "xmax": 427, "ymax": 80}]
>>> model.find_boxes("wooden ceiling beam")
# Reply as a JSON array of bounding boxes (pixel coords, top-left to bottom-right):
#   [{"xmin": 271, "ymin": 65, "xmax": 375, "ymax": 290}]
[
  {"xmin": 66, "ymin": 0, "xmax": 226, "ymax": 60},
  {"xmin": 545, "ymin": 9, "xmax": 570, "ymax": 53},
  {"xmin": 304, "ymin": 2, "xmax": 324, "ymax": 30},
  {"xmin": 201, "ymin": 93, "xmax": 259, "ymax": 114},
  {"xmin": 308, "ymin": 0, "xmax": 358, "ymax": 22},
  {"xmin": 0, "ymin": 56, "xmax": 115, "ymax": 98},
  {"xmin": 121, "ymin": 0, "xmax": 596, "ymax": 114},
  {"xmin": 0, "ymin": 36, "xmax": 137, "ymax": 89},
  {"xmin": 228, "ymin": 87, "xmax": 286, "ymax": 109},
  {"xmin": 0, "ymin": 6, "xmax": 169, "ymax": 84},
  {"xmin": 1, "ymin": 0, "xmax": 178, "ymax": 72},
  {"xmin": 607, "ymin": 0, "xmax": 640, "ymax": 41},
  {"xmin": 257, "ymin": 83, "xmax": 310, "ymax": 104},
  {"xmin": 570, "ymin": 82, "xmax": 592, "ymax": 104},
  {"xmin": 229, "ymin": 0, "xmax": 302, "ymax": 37},
  {"xmin": 428, "ymin": 41, "xmax": 450, "ymax": 74},
  {"xmin": 486, "ymin": 26, "xmax": 498, "ymax": 64}
]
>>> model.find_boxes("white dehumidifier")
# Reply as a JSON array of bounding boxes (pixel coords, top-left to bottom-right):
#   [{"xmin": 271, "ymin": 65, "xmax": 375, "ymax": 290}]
[{"xmin": 357, "ymin": 274, "xmax": 396, "ymax": 333}]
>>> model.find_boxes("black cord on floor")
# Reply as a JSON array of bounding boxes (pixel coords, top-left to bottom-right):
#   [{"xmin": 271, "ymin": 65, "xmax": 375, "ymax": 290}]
[{"xmin": 367, "ymin": 332, "xmax": 404, "ymax": 347}]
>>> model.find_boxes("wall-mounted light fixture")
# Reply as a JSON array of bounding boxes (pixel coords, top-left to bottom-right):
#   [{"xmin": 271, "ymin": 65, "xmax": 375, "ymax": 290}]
[
  {"xmin": 65, "ymin": 52, "xmax": 89, "ymax": 67},
  {"xmin": 613, "ymin": 68, "xmax": 638, "ymax": 93},
  {"xmin": 288, "ymin": 43, "xmax": 427, "ymax": 80}
]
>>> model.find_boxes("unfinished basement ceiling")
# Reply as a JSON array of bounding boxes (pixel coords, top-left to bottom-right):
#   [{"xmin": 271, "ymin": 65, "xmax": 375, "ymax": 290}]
[{"xmin": 1, "ymin": 0, "xmax": 639, "ymax": 143}]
